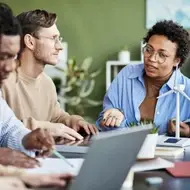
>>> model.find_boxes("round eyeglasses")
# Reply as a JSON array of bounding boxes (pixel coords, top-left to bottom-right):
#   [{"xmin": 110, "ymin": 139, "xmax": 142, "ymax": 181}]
[
  {"xmin": 142, "ymin": 45, "xmax": 169, "ymax": 64},
  {"xmin": 34, "ymin": 35, "xmax": 63, "ymax": 45}
]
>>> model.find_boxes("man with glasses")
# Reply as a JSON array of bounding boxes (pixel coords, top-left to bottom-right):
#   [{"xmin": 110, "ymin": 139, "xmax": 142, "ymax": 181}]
[
  {"xmin": 0, "ymin": 3, "xmax": 60, "ymax": 168},
  {"xmin": 97, "ymin": 20, "xmax": 190, "ymax": 137},
  {"xmin": 1, "ymin": 9, "xmax": 98, "ymax": 141}
]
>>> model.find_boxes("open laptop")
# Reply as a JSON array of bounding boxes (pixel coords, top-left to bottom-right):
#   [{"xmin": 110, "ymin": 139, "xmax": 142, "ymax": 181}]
[
  {"xmin": 66, "ymin": 125, "xmax": 153, "ymax": 190},
  {"xmin": 55, "ymin": 135, "xmax": 91, "ymax": 157}
]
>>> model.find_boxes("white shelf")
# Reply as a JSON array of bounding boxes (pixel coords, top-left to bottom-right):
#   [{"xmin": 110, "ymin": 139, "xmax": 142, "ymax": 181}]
[{"xmin": 106, "ymin": 60, "xmax": 142, "ymax": 90}]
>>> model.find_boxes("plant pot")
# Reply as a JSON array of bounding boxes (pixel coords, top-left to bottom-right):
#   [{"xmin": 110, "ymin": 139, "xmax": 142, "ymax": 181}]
[{"xmin": 137, "ymin": 133, "xmax": 158, "ymax": 159}]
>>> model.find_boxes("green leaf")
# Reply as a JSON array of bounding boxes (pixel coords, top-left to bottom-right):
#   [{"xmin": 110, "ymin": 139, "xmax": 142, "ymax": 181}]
[
  {"xmin": 79, "ymin": 80, "xmax": 95, "ymax": 98},
  {"xmin": 89, "ymin": 69, "xmax": 102, "ymax": 78},
  {"xmin": 55, "ymin": 66, "xmax": 66, "ymax": 73},
  {"xmin": 128, "ymin": 120, "xmax": 158, "ymax": 134},
  {"xmin": 53, "ymin": 56, "xmax": 102, "ymax": 117},
  {"xmin": 150, "ymin": 126, "xmax": 159, "ymax": 134},
  {"xmin": 67, "ymin": 77, "xmax": 77, "ymax": 86},
  {"xmin": 83, "ymin": 98, "xmax": 102, "ymax": 107},
  {"xmin": 59, "ymin": 86, "xmax": 72, "ymax": 93},
  {"xmin": 65, "ymin": 96, "xmax": 81, "ymax": 106},
  {"xmin": 81, "ymin": 57, "xmax": 93, "ymax": 71}
]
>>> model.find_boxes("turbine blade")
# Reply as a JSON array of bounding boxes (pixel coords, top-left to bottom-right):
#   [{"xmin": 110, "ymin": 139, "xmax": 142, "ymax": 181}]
[
  {"xmin": 179, "ymin": 91, "xmax": 190, "ymax": 101},
  {"xmin": 157, "ymin": 90, "xmax": 174, "ymax": 99}
]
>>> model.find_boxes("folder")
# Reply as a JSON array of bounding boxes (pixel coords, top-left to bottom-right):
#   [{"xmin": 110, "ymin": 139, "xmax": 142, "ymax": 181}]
[{"xmin": 166, "ymin": 161, "xmax": 190, "ymax": 177}]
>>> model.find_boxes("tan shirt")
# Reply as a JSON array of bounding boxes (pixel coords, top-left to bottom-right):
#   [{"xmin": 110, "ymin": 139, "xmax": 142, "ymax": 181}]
[{"xmin": 1, "ymin": 67, "xmax": 70, "ymax": 130}]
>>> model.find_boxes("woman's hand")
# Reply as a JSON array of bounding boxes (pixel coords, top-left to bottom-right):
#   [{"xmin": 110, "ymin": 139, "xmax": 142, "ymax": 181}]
[
  {"xmin": 168, "ymin": 119, "xmax": 190, "ymax": 137},
  {"xmin": 101, "ymin": 108, "xmax": 124, "ymax": 127}
]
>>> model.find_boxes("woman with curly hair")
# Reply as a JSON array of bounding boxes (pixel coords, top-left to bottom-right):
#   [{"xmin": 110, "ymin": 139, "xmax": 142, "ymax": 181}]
[{"xmin": 97, "ymin": 20, "xmax": 190, "ymax": 137}]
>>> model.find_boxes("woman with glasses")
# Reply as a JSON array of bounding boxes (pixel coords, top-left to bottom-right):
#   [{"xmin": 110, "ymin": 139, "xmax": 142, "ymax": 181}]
[{"xmin": 97, "ymin": 20, "xmax": 190, "ymax": 136}]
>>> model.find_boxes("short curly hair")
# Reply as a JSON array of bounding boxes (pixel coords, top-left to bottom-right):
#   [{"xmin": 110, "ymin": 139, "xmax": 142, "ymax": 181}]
[{"xmin": 143, "ymin": 20, "xmax": 190, "ymax": 67}]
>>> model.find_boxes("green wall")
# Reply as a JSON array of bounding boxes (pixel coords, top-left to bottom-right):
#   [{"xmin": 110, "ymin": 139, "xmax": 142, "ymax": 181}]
[{"xmin": 2, "ymin": 0, "xmax": 147, "ymax": 120}]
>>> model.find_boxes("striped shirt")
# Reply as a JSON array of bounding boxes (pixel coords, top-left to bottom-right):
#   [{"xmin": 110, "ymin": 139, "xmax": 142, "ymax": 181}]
[
  {"xmin": 97, "ymin": 64, "xmax": 190, "ymax": 134},
  {"xmin": 0, "ymin": 93, "xmax": 33, "ymax": 156}
]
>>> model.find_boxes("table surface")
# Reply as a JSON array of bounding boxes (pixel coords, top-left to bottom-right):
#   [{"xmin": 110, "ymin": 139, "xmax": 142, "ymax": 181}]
[
  {"xmin": 131, "ymin": 147, "xmax": 190, "ymax": 190},
  {"xmin": 35, "ymin": 147, "xmax": 190, "ymax": 190}
]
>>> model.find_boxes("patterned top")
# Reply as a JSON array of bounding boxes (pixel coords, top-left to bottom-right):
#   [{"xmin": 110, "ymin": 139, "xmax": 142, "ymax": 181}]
[{"xmin": 0, "ymin": 91, "xmax": 33, "ymax": 156}]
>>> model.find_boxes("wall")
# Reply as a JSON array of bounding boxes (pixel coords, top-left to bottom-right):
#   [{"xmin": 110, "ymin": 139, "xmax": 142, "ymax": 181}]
[{"xmin": 2, "ymin": 0, "xmax": 147, "ymax": 120}]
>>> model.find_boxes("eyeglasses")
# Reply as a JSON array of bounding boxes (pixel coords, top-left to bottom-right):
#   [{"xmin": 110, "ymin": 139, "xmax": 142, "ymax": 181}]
[
  {"xmin": 35, "ymin": 35, "xmax": 63, "ymax": 45},
  {"xmin": 142, "ymin": 45, "xmax": 170, "ymax": 64}
]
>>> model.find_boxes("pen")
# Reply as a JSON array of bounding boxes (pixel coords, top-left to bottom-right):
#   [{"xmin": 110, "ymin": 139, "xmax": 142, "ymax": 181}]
[{"xmin": 52, "ymin": 149, "xmax": 74, "ymax": 168}]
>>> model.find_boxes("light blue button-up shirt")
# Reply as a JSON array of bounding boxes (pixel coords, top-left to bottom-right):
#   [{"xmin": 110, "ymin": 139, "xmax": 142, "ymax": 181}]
[
  {"xmin": 97, "ymin": 64, "xmax": 190, "ymax": 134},
  {"xmin": 0, "ymin": 92, "xmax": 33, "ymax": 156}
]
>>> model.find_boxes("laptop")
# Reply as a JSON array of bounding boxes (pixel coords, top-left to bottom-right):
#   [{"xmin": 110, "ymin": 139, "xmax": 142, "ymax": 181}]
[
  {"xmin": 66, "ymin": 125, "xmax": 153, "ymax": 190},
  {"xmin": 55, "ymin": 135, "xmax": 91, "ymax": 156}
]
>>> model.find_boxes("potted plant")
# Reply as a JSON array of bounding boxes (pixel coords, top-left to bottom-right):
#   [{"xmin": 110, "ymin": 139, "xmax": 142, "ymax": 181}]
[
  {"xmin": 53, "ymin": 57, "xmax": 102, "ymax": 122},
  {"xmin": 128, "ymin": 120, "xmax": 158, "ymax": 159}
]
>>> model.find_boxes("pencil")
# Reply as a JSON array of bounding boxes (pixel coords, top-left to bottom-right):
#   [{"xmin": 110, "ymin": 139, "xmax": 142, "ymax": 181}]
[{"xmin": 52, "ymin": 149, "xmax": 74, "ymax": 168}]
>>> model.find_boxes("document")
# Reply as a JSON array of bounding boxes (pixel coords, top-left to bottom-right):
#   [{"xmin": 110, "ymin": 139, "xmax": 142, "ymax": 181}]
[
  {"xmin": 26, "ymin": 158, "xmax": 84, "ymax": 175},
  {"xmin": 26, "ymin": 157, "xmax": 173, "ymax": 176},
  {"xmin": 132, "ymin": 157, "xmax": 174, "ymax": 172}
]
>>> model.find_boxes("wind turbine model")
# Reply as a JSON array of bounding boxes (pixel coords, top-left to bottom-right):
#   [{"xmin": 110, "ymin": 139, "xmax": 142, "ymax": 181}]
[{"xmin": 157, "ymin": 65, "xmax": 190, "ymax": 147}]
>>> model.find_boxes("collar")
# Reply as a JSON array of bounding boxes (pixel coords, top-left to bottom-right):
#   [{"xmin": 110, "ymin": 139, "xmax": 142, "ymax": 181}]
[{"xmin": 126, "ymin": 64, "xmax": 183, "ymax": 90}]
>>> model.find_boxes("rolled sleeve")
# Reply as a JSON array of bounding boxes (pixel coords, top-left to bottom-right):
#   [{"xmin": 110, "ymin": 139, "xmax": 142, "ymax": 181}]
[{"xmin": 96, "ymin": 84, "xmax": 127, "ymax": 131}]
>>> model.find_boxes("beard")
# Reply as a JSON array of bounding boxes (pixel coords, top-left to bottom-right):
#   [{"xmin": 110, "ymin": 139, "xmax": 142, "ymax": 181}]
[{"xmin": 33, "ymin": 44, "xmax": 58, "ymax": 66}]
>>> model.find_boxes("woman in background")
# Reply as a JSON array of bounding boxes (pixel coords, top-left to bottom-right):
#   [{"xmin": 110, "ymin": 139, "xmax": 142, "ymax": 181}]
[{"xmin": 97, "ymin": 20, "xmax": 190, "ymax": 137}]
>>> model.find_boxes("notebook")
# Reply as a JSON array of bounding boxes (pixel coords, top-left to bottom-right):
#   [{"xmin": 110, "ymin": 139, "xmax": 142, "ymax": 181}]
[
  {"xmin": 155, "ymin": 147, "xmax": 184, "ymax": 157},
  {"xmin": 166, "ymin": 161, "xmax": 190, "ymax": 177}
]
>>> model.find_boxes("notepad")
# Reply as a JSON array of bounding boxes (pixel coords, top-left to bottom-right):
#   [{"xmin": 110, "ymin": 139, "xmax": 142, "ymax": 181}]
[{"xmin": 26, "ymin": 158, "xmax": 84, "ymax": 175}]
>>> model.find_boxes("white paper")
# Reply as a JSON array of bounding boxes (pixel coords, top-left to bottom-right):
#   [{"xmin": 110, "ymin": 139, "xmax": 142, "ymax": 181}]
[
  {"xmin": 26, "ymin": 158, "xmax": 84, "ymax": 175},
  {"xmin": 26, "ymin": 157, "xmax": 173, "ymax": 179},
  {"xmin": 132, "ymin": 157, "xmax": 174, "ymax": 172}
]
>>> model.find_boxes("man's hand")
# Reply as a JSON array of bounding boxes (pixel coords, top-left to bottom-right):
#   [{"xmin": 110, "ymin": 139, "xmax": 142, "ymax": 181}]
[
  {"xmin": 100, "ymin": 108, "xmax": 124, "ymax": 127},
  {"xmin": 69, "ymin": 115, "xmax": 98, "ymax": 135},
  {"xmin": 168, "ymin": 120, "xmax": 190, "ymax": 137},
  {"xmin": 0, "ymin": 177, "xmax": 28, "ymax": 190},
  {"xmin": 46, "ymin": 123, "xmax": 83, "ymax": 141},
  {"xmin": 60, "ymin": 135, "xmax": 92, "ymax": 146},
  {"xmin": 20, "ymin": 173, "xmax": 72, "ymax": 188},
  {"xmin": 22, "ymin": 128, "xmax": 55, "ymax": 157},
  {"xmin": 0, "ymin": 148, "xmax": 40, "ymax": 168}
]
